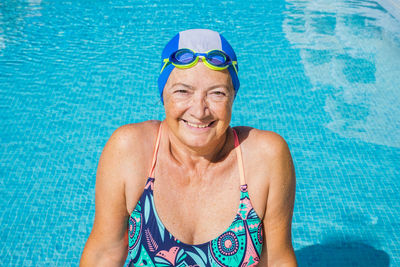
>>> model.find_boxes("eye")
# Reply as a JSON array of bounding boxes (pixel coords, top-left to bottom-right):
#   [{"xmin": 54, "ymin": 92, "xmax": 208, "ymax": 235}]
[
  {"xmin": 209, "ymin": 89, "xmax": 227, "ymax": 97},
  {"xmin": 212, "ymin": 91, "xmax": 226, "ymax": 96},
  {"xmin": 174, "ymin": 89, "xmax": 188, "ymax": 94}
]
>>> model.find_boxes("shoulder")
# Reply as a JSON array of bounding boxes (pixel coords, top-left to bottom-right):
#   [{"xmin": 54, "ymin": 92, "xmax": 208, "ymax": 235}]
[
  {"xmin": 108, "ymin": 120, "xmax": 161, "ymax": 150},
  {"xmin": 97, "ymin": 120, "xmax": 161, "ymax": 185},
  {"xmin": 233, "ymin": 126, "xmax": 292, "ymax": 163}
]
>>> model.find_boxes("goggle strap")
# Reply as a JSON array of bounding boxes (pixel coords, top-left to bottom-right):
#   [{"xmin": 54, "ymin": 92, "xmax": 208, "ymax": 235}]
[
  {"xmin": 160, "ymin": 58, "xmax": 169, "ymax": 74},
  {"xmin": 231, "ymin": 61, "xmax": 238, "ymax": 75}
]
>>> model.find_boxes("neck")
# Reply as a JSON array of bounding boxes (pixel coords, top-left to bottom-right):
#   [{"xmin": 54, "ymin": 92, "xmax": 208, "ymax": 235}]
[{"xmin": 166, "ymin": 127, "xmax": 231, "ymax": 173}]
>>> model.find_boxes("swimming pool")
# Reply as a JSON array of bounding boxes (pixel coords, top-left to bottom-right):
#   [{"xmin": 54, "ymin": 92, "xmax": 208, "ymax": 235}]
[{"xmin": 1, "ymin": 0, "xmax": 399, "ymax": 266}]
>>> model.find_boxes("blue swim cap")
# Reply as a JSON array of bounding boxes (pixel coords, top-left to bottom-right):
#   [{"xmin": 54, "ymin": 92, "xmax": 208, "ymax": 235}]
[{"xmin": 158, "ymin": 29, "xmax": 240, "ymax": 103}]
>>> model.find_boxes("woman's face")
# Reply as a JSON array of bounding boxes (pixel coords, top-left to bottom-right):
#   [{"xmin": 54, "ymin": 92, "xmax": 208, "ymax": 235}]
[{"xmin": 163, "ymin": 61, "xmax": 235, "ymax": 150}]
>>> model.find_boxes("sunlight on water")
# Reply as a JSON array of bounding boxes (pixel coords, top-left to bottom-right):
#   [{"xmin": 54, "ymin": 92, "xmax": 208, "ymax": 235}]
[{"xmin": 283, "ymin": 0, "xmax": 400, "ymax": 148}]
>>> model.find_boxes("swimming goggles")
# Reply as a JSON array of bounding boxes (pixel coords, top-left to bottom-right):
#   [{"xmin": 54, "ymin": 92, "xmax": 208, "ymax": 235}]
[{"xmin": 160, "ymin": 48, "xmax": 238, "ymax": 75}]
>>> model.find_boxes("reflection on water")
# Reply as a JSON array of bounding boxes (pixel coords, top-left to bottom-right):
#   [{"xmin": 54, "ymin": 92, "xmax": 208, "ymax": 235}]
[{"xmin": 283, "ymin": 0, "xmax": 400, "ymax": 148}]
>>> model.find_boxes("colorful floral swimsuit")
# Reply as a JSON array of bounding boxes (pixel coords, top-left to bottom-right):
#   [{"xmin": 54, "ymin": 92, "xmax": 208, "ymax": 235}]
[{"xmin": 128, "ymin": 125, "xmax": 264, "ymax": 266}]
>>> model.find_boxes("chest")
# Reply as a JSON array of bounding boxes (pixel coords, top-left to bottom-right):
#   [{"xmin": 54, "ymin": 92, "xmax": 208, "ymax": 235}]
[{"xmin": 152, "ymin": 164, "xmax": 241, "ymax": 245}]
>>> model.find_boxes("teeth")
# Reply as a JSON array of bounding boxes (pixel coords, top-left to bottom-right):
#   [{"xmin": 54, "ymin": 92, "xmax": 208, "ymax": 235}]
[{"xmin": 185, "ymin": 121, "xmax": 211, "ymax": 128}]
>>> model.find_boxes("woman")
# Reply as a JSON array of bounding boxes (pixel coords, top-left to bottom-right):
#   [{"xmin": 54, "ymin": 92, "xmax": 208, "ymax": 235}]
[{"xmin": 80, "ymin": 29, "xmax": 297, "ymax": 266}]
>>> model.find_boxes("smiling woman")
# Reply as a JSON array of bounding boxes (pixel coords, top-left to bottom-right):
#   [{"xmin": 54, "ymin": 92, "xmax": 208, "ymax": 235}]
[{"xmin": 80, "ymin": 29, "xmax": 297, "ymax": 267}]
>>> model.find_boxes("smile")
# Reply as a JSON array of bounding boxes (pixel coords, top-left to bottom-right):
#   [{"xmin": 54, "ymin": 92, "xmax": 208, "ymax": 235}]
[{"xmin": 182, "ymin": 119, "xmax": 214, "ymax": 128}]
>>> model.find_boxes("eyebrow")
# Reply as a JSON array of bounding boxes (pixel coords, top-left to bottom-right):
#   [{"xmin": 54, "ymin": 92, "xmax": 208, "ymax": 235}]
[
  {"xmin": 208, "ymin": 84, "xmax": 231, "ymax": 90},
  {"xmin": 170, "ymin": 83, "xmax": 194, "ymax": 89}
]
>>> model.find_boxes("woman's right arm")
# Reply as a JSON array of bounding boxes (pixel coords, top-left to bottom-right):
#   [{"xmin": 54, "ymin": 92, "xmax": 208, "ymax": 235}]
[{"xmin": 80, "ymin": 126, "xmax": 139, "ymax": 266}]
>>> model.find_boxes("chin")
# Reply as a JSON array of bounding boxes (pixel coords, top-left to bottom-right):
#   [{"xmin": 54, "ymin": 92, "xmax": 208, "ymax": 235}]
[
  {"xmin": 180, "ymin": 127, "xmax": 229, "ymax": 150},
  {"xmin": 180, "ymin": 132, "xmax": 214, "ymax": 148}
]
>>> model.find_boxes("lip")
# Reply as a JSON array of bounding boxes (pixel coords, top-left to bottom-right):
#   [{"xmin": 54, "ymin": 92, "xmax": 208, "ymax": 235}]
[{"xmin": 181, "ymin": 119, "xmax": 215, "ymax": 130}]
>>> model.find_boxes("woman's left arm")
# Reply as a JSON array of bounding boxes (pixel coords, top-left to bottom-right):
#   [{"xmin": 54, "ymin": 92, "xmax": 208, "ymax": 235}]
[{"xmin": 258, "ymin": 133, "xmax": 297, "ymax": 267}]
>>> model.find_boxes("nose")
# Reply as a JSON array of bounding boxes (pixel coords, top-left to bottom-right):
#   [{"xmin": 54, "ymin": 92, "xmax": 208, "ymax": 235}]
[{"xmin": 189, "ymin": 91, "xmax": 209, "ymax": 119}]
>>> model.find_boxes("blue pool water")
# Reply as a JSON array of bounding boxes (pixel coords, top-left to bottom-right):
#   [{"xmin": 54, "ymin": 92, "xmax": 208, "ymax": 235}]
[{"xmin": 1, "ymin": 0, "xmax": 399, "ymax": 266}]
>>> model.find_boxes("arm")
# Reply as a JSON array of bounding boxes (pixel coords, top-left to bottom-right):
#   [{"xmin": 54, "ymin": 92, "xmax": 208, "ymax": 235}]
[
  {"xmin": 258, "ymin": 133, "xmax": 297, "ymax": 267},
  {"xmin": 80, "ymin": 126, "xmax": 134, "ymax": 266}
]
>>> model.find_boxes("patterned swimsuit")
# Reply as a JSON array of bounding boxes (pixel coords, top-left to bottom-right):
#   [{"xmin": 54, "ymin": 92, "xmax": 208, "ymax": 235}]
[{"xmin": 127, "ymin": 125, "xmax": 264, "ymax": 266}]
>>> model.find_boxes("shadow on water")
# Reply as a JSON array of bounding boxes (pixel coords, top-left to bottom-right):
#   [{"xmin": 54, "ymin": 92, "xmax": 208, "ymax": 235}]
[{"xmin": 296, "ymin": 242, "xmax": 390, "ymax": 267}]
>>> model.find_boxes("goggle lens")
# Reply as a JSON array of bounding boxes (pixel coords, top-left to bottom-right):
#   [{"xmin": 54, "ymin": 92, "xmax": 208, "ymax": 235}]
[
  {"xmin": 206, "ymin": 50, "xmax": 228, "ymax": 66},
  {"xmin": 172, "ymin": 49, "xmax": 196, "ymax": 65}
]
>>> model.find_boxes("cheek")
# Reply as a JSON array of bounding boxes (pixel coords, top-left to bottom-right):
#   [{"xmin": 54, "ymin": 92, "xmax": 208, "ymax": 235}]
[
  {"xmin": 211, "ymin": 102, "xmax": 232, "ymax": 120},
  {"xmin": 164, "ymin": 99, "xmax": 187, "ymax": 118}
]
